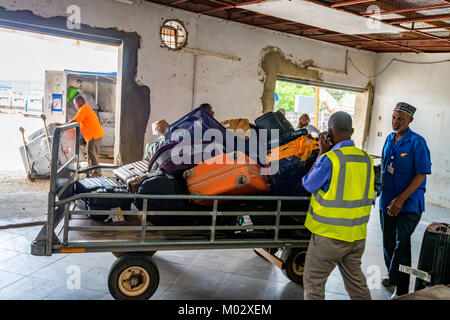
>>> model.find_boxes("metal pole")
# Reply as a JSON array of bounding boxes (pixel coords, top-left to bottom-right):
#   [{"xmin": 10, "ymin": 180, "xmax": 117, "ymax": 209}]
[
  {"xmin": 41, "ymin": 114, "xmax": 52, "ymax": 167},
  {"xmin": 314, "ymin": 87, "xmax": 320, "ymax": 128},
  {"xmin": 141, "ymin": 199, "xmax": 148, "ymax": 243},
  {"xmin": 210, "ymin": 200, "xmax": 218, "ymax": 242},
  {"xmin": 19, "ymin": 127, "xmax": 32, "ymax": 177}
]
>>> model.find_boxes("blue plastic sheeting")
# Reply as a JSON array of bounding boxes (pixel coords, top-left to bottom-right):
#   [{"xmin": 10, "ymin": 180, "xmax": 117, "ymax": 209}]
[{"xmin": 64, "ymin": 69, "xmax": 117, "ymax": 77}]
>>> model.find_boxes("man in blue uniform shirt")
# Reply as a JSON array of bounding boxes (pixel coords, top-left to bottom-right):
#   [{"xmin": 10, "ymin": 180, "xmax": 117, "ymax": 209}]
[{"xmin": 380, "ymin": 102, "xmax": 431, "ymax": 298}]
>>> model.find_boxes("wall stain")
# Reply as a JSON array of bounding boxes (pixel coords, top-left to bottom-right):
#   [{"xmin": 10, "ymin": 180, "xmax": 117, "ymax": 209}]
[{"xmin": 259, "ymin": 46, "xmax": 321, "ymax": 114}]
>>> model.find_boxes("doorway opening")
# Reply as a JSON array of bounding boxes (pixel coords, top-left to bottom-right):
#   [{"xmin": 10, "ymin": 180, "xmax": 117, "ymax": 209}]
[
  {"xmin": 274, "ymin": 77, "xmax": 368, "ymax": 147},
  {"xmin": 0, "ymin": 26, "xmax": 120, "ymax": 179},
  {"xmin": 275, "ymin": 78, "xmax": 361, "ymax": 132}
]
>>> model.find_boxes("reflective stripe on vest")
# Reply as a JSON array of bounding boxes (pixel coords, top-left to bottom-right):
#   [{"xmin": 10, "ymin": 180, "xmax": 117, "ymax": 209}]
[
  {"xmin": 308, "ymin": 205, "xmax": 370, "ymax": 227},
  {"xmin": 313, "ymin": 149, "xmax": 373, "ymax": 208}
]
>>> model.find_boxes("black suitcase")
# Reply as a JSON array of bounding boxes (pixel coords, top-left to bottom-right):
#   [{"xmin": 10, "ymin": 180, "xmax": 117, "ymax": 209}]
[
  {"xmin": 415, "ymin": 222, "xmax": 450, "ymax": 291},
  {"xmin": 134, "ymin": 173, "xmax": 203, "ymax": 226},
  {"xmin": 75, "ymin": 177, "xmax": 133, "ymax": 220},
  {"xmin": 255, "ymin": 111, "xmax": 295, "ymax": 138}
]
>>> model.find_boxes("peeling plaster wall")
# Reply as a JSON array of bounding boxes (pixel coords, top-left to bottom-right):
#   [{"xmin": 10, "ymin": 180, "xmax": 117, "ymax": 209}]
[
  {"xmin": 0, "ymin": 0, "xmax": 376, "ymax": 152},
  {"xmin": 366, "ymin": 52, "xmax": 450, "ymax": 209}
]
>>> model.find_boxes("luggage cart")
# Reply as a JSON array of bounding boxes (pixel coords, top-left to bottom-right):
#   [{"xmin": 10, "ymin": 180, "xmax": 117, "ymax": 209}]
[{"xmin": 31, "ymin": 122, "xmax": 312, "ymax": 300}]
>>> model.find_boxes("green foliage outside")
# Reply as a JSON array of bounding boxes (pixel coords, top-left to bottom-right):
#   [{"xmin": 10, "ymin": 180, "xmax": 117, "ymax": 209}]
[
  {"xmin": 274, "ymin": 81, "xmax": 316, "ymax": 112},
  {"xmin": 274, "ymin": 80, "xmax": 347, "ymax": 112}
]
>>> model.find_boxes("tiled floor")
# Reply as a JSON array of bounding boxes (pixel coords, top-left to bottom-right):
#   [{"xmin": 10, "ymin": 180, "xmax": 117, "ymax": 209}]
[{"xmin": 0, "ymin": 201, "xmax": 448, "ymax": 300}]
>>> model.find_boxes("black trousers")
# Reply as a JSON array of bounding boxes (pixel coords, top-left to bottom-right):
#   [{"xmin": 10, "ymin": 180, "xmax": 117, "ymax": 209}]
[{"xmin": 379, "ymin": 210, "xmax": 422, "ymax": 294}]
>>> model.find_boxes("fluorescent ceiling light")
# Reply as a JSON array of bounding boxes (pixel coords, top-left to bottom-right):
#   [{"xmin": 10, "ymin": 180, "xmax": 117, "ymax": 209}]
[{"xmin": 240, "ymin": 0, "xmax": 404, "ymax": 35}]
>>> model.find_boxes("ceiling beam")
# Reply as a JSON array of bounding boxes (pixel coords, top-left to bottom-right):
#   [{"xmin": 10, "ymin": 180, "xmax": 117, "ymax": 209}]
[
  {"xmin": 168, "ymin": 0, "xmax": 189, "ymax": 5},
  {"xmin": 335, "ymin": 37, "xmax": 450, "ymax": 45},
  {"xmin": 286, "ymin": 26, "xmax": 323, "ymax": 32},
  {"xmin": 331, "ymin": 0, "xmax": 374, "ymax": 8},
  {"xmin": 257, "ymin": 21, "xmax": 299, "ymax": 27},
  {"xmin": 199, "ymin": 0, "xmax": 267, "ymax": 14},
  {"xmin": 386, "ymin": 14, "xmax": 450, "ymax": 25},
  {"xmin": 363, "ymin": 3, "xmax": 450, "ymax": 17},
  {"xmin": 233, "ymin": 13, "xmax": 268, "ymax": 20}
]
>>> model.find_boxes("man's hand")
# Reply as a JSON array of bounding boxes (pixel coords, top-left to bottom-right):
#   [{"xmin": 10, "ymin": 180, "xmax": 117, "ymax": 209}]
[
  {"xmin": 387, "ymin": 196, "xmax": 405, "ymax": 217},
  {"xmin": 318, "ymin": 131, "xmax": 332, "ymax": 156}
]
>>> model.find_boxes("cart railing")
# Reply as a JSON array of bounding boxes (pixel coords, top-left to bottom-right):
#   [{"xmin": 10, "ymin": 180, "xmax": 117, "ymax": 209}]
[{"xmin": 31, "ymin": 122, "xmax": 312, "ymax": 256}]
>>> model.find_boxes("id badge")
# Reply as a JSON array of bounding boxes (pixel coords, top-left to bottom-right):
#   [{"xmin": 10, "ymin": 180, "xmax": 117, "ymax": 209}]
[{"xmin": 387, "ymin": 164, "xmax": 394, "ymax": 175}]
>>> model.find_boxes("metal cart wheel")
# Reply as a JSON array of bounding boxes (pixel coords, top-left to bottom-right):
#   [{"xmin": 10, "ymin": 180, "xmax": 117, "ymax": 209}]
[
  {"xmin": 281, "ymin": 248, "xmax": 308, "ymax": 284},
  {"xmin": 108, "ymin": 253, "xmax": 159, "ymax": 300}
]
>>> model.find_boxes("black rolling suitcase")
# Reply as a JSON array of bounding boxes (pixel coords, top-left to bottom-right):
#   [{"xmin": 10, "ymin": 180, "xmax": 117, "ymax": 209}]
[
  {"xmin": 75, "ymin": 177, "xmax": 133, "ymax": 221},
  {"xmin": 414, "ymin": 222, "xmax": 450, "ymax": 291},
  {"xmin": 134, "ymin": 173, "xmax": 205, "ymax": 226},
  {"xmin": 255, "ymin": 110, "xmax": 295, "ymax": 138}
]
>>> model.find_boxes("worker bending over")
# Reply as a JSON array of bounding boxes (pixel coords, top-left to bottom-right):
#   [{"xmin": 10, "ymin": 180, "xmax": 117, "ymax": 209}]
[{"xmin": 68, "ymin": 95, "xmax": 104, "ymax": 177}]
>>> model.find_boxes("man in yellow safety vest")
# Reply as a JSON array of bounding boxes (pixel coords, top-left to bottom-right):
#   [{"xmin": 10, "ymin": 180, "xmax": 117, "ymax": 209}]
[{"xmin": 301, "ymin": 111, "xmax": 375, "ymax": 300}]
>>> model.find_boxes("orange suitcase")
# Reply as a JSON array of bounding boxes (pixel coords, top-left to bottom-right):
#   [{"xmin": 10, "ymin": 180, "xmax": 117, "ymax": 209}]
[{"xmin": 183, "ymin": 151, "xmax": 270, "ymax": 206}]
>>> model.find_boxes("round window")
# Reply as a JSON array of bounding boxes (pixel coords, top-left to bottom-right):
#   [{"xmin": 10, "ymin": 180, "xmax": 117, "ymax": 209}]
[{"xmin": 160, "ymin": 20, "xmax": 187, "ymax": 49}]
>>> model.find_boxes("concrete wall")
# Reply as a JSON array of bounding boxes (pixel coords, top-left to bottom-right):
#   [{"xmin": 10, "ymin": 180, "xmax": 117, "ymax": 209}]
[
  {"xmin": 366, "ymin": 52, "xmax": 450, "ymax": 209},
  {"xmin": 0, "ymin": 0, "xmax": 376, "ymax": 146}
]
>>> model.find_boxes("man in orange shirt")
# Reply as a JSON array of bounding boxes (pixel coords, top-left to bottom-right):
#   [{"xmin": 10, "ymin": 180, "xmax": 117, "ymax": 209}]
[{"xmin": 68, "ymin": 96, "xmax": 104, "ymax": 177}]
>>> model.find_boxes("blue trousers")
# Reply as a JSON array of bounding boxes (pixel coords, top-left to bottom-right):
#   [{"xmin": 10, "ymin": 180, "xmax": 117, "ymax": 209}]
[{"xmin": 379, "ymin": 210, "xmax": 422, "ymax": 294}]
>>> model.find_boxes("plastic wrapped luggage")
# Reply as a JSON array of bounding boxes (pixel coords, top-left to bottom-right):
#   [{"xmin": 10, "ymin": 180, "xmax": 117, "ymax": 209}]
[
  {"xmin": 184, "ymin": 151, "xmax": 270, "ymax": 206},
  {"xmin": 148, "ymin": 139, "xmax": 224, "ymax": 177},
  {"xmin": 134, "ymin": 173, "xmax": 203, "ymax": 226},
  {"xmin": 144, "ymin": 136, "xmax": 167, "ymax": 163},
  {"xmin": 75, "ymin": 177, "xmax": 132, "ymax": 220},
  {"xmin": 113, "ymin": 160, "xmax": 150, "ymax": 193},
  {"xmin": 254, "ymin": 110, "xmax": 295, "ymax": 138},
  {"xmin": 19, "ymin": 126, "xmax": 80, "ymax": 177},
  {"xmin": 415, "ymin": 222, "xmax": 450, "ymax": 291}
]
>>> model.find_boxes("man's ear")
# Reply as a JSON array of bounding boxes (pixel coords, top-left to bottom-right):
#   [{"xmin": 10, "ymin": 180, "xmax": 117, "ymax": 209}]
[
  {"xmin": 409, "ymin": 116, "xmax": 414, "ymax": 124},
  {"xmin": 351, "ymin": 128, "xmax": 354, "ymax": 136}
]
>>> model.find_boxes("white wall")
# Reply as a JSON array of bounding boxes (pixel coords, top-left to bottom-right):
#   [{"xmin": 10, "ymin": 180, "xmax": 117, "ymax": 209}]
[
  {"xmin": 366, "ymin": 53, "xmax": 450, "ymax": 209},
  {"xmin": 0, "ymin": 0, "xmax": 376, "ymax": 143}
]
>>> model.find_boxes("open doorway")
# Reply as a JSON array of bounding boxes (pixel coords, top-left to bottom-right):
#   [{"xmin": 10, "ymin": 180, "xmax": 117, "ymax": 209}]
[
  {"xmin": 275, "ymin": 79, "xmax": 359, "ymax": 132},
  {"xmin": 0, "ymin": 26, "xmax": 119, "ymax": 189},
  {"xmin": 274, "ymin": 78, "xmax": 369, "ymax": 148}
]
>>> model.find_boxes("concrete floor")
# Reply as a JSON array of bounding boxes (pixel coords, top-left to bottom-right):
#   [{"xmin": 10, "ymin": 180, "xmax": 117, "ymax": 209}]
[{"xmin": 0, "ymin": 199, "xmax": 448, "ymax": 300}]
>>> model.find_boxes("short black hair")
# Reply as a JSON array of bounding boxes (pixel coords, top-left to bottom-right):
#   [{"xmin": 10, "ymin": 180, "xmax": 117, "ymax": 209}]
[
  {"xmin": 328, "ymin": 111, "xmax": 352, "ymax": 133},
  {"xmin": 199, "ymin": 103, "xmax": 211, "ymax": 110},
  {"xmin": 74, "ymin": 95, "xmax": 85, "ymax": 106}
]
